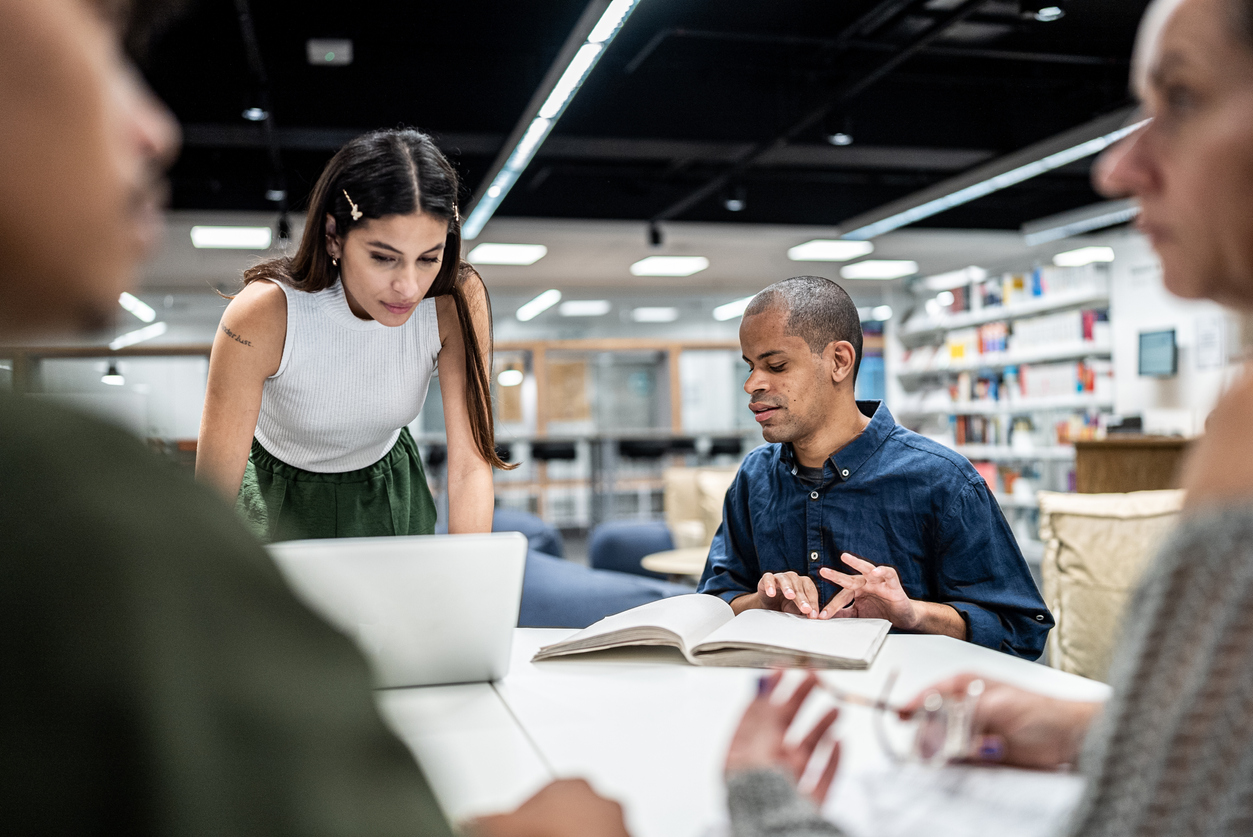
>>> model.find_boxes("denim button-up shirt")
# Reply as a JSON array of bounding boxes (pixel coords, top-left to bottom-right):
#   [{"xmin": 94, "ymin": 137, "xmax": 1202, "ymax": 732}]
[{"xmin": 697, "ymin": 401, "xmax": 1053, "ymax": 659}]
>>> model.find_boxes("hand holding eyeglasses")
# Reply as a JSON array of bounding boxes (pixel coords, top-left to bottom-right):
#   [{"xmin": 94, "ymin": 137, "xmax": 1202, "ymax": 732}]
[{"xmin": 899, "ymin": 674, "xmax": 1104, "ymax": 770}]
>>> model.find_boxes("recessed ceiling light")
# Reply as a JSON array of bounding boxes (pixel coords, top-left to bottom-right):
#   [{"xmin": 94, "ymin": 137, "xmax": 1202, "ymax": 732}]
[
  {"xmin": 630, "ymin": 256, "xmax": 710, "ymax": 277},
  {"xmin": 713, "ymin": 296, "xmax": 755, "ymax": 322},
  {"xmin": 306, "ymin": 38, "xmax": 353, "ymax": 66},
  {"xmin": 190, "ymin": 226, "xmax": 273, "ymax": 250},
  {"xmin": 497, "ymin": 369, "xmax": 525, "ymax": 387},
  {"xmin": 923, "ymin": 266, "xmax": 988, "ymax": 291},
  {"xmin": 840, "ymin": 260, "xmax": 919, "ymax": 280},
  {"xmin": 827, "ymin": 133, "xmax": 854, "ymax": 146},
  {"xmin": 242, "ymin": 107, "xmax": 268, "ymax": 122},
  {"xmin": 632, "ymin": 307, "xmax": 679, "ymax": 323},
  {"xmin": 516, "ymin": 289, "xmax": 562, "ymax": 322},
  {"xmin": 109, "ymin": 321, "xmax": 167, "ymax": 351},
  {"xmin": 788, "ymin": 240, "xmax": 875, "ymax": 262},
  {"xmin": 467, "ymin": 243, "xmax": 549, "ymax": 265},
  {"xmin": 559, "ymin": 300, "xmax": 611, "ymax": 317},
  {"xmin": 1053, "ymin": 246, "xmax": 1115, "ymax": 267},
  {"xmin": 118, "ymin": 292, "xmax": 156, "ymax": 323}
]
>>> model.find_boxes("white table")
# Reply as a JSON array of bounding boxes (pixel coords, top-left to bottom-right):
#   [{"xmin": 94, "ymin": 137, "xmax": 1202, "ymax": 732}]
[{"xmin": 380, "ymin": 629, "xmax": 1111, "ymax": 837}]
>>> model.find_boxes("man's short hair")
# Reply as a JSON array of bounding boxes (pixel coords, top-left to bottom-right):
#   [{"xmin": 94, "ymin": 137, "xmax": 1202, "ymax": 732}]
[{"xmin": 745, "ymin": 275, "xmax": 864, "ymax": 382}]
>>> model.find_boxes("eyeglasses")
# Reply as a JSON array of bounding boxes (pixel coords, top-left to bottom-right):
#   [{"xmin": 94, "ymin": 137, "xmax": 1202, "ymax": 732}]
[{"xmin": 815, "ymin": 671, "xmax": 986, "ymax": 767}]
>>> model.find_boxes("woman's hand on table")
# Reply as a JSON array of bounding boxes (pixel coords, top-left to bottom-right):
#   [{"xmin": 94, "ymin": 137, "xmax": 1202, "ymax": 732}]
[
  {"xmin": 468, "ymin": 778, "xmax": 629, "ymax": 837},
  {"xmin": 725, "ymin": 671, "xmax": 841, "ymax": 804},
  {"xmin": 902, "ymin": 674, "xmax": 1103, "ymax": 770}
]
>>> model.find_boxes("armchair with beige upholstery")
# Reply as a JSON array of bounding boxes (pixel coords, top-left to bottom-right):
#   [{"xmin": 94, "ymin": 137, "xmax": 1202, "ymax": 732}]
[
  {"xmin": 663, "ymin": 467, "xmax": 739, "ymax": 549},
  {"xmin": 1038, "ymin": 489, "xmax": 1185, "ymax": 682}
]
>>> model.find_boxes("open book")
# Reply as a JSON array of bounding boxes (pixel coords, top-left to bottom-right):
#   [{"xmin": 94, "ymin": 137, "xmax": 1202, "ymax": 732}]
[{"xmin": 533, "ymin": 594, "xmax": 890, "ymax": 669}]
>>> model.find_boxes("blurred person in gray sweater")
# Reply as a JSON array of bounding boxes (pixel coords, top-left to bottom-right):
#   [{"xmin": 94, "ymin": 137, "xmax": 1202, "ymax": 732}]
[{"xmin": 721, "ymin": 0, "xmax": 1253, "ymax": 835}]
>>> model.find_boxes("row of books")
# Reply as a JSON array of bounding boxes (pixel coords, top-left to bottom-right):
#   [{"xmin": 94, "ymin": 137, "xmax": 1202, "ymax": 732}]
[
  {"xmin": 942, "ymin": 264, "xmax": 1108, "ymax": 315},
  {"xmin": 950, "ymin": 409, "xmax": 1107, "ymax": 448},
  {"xmin": 901, "ymin": 309, "xmax": 1110, "ymax": 373}
]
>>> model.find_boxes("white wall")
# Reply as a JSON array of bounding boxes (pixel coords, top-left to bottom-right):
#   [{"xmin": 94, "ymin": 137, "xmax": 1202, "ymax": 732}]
[
  {"xmin": 39, "ymin": 357, "xmax": 208, "ymax": 439},
  {"xmin": 1108, "ymin": 230, "xmax": 1244, "ymax": 435}
]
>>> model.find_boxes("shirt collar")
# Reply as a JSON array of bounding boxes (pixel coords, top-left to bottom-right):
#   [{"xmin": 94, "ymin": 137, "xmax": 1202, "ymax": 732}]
[{"xmin": 780, "ymin": 400, "xmax": 895, "ymax": 481}]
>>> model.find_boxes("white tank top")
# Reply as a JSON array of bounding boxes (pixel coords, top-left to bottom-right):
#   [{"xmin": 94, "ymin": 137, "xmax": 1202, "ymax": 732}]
[{"xmin": 254, "ymin": 279, "xmax": 441, "ymax": 472}]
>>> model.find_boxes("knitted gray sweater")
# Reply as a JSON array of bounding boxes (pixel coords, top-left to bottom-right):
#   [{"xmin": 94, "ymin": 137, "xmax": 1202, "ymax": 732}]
[{"xmin": 727, "ymin": 507, "xmax": 1253, "ymax": 837}]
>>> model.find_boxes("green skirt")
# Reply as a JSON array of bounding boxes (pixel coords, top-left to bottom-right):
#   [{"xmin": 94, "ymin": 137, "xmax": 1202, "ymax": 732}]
[{"xmin": 236, "ymin": 427, "xmax": 437, "ymax": 543}]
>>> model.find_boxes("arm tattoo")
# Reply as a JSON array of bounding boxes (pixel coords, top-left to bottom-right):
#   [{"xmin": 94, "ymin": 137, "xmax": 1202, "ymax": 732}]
[{"xmin": 221, "ymin": 324, "xmax": 253, "ymax": 347}]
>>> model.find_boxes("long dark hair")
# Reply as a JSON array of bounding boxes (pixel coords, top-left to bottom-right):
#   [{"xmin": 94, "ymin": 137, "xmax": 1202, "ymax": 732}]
[{"xmin": 244, "ymin": 128, "xmax": 512, "ymax": 471}]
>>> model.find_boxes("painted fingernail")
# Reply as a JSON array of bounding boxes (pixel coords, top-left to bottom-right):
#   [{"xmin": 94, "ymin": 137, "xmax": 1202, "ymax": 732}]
[{"xmin": 978, "ymin": 738, "xmax": 1005, "ymax": 760}]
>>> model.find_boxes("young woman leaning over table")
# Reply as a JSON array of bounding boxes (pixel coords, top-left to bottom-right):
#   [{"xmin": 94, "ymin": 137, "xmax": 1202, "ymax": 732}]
[
  {"xmin": 197, "ymin": 129, "xmax": 509, "ymax": 540},
  {"xmin": 720, "ymin": 0, "xmax": 1253, "ymax": 834}
]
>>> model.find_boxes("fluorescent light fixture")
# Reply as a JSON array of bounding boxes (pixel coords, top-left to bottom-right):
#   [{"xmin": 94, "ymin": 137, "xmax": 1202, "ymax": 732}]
[
  {"xmin": 840, "ymin": 260, "xmax": 919, "ymax": 280},
  {"xmin": 497, "ymin": 369, "xmax": 525, "ymax": 387},
  {"xmin": 632, "ymin": 307, "xmax": 679, "ymax": 323},
  {"xmin": 1053, "ymin": 246, "xmax": 1115, "ymax": 267},
  {"xmin": 467, "ymin": 243, "xmax": 549, "ymax": 265},
  {"xmin": 118, "ymin": 292, "xmax": 156, "ymax": 323},
  {"xmin": 463, "ymin": 0, "xmax": 641, "ymax": 239},
  {"xmin": 190, "ymin": 226, "xmax": 272, "ymax": 250},
  {"xmin": 587, "ymin": 0, "xmax": 637, "ymax": 42},
  {"xmin": 109, "ymin": 321, "xmax": 167, "ymax": 350},
  {"xmin": 516, "ymin": 289, "xmax": 562, "ymax": 322},
  {"xmin": 923, "ymin": 266, "xmax": 988, "ymax": 291},
  {"xmin": 630, "ymin": 256, "xmax": 710, "ymax": 277},
  {"xmin": 539, "ymin": 43, "xmax": 603, "ymax": 119},
  {"xmin": 1022, "ymin": 199, "xmax": 1140, "ymax": 246},
  {"xmin": 559, "ymin": 299, "xmax": 611, "ymax": 317},
  {"xmin": 101, "ymin": 362, "xmax": 124, "ymax": 386},
  {"xmin": 787, "ymin": 240, "xmax": 875, "ymax": 262},
  {"xmin": 839, "ymin": 110, "xmax": 1148, "ymax": 240},
  {"xmin": 713, "ymin": 296, "xmax": 754, "ymax": 322},
  {"xmin": 872, "ymin": 305, "xmax": 894, "ymax": 321},
  {"xmin": 1034, "ymin": 6, "xmax": 1065, "ymax": 22}
]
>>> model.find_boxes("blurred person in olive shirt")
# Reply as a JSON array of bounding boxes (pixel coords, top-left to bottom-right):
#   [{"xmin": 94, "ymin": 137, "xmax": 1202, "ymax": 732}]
[{"xmin": 0, "ymin": 2, "xmax": 627, "ymax": 835}]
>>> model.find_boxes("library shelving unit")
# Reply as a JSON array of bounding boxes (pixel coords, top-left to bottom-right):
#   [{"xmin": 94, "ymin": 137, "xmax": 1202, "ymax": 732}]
[{"xmin": 893, "ymin": 264, "xmax": 1117, "ymax": 565}]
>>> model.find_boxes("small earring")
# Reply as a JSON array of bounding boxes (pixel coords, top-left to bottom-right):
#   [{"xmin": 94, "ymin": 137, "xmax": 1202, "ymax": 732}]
[{"xmin": 332, "ymin": 257, "xmax": 339, "ymax": 267}]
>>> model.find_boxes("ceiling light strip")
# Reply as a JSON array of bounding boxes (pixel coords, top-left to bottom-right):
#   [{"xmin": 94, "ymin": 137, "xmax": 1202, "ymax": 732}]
[
  {"xmin": 109, "ymin": 321, "xmax": 168, "ymax": 351},
  {"xmin": 1021, "ymin": 198, "xmax": 1140, "ymax": 246},
  {"xmin": 836, "ymin": 108, "xmax": 1143, "ymax": 241},
  {"xmin": 462, "ymin": 0, "xmax": 641, "ymax": 240}
]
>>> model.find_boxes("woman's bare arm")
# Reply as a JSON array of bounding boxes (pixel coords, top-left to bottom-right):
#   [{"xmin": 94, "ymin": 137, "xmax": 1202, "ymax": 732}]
[
  {"xmin": 196, "ymin": 281, "xmax": 286, "ymax": 502},
  {"xmin": 436, "ymin": 274, "xmax": 495, "ymax": 534}
]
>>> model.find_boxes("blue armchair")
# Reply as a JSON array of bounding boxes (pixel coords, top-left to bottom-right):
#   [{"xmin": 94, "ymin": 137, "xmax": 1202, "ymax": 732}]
[{"xmin": 588, "ymin": 519, "xmax": 674, "ymax": 580}]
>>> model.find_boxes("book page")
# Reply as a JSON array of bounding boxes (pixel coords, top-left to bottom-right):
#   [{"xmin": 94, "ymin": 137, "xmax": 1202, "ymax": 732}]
[
  {"xmin": 825, "ymin": 762, "xmax": 1086, "ymax": 837},
  {"xmin": 693, "ymin": 610, "xmax": 889, "ymax": 665},
  {"xmin": 533, "ymin": 594, "xmax": 733, "ymax": 660}
]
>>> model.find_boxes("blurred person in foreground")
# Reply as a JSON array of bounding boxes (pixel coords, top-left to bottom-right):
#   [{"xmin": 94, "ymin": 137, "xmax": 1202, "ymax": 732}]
[
  {"xmin": 0, "ymin": 1, "xmax": 626, "ymax": 834},
  {"xmin": 719, "ymin": 0, "xmax": 1253, "ymax": 834}
]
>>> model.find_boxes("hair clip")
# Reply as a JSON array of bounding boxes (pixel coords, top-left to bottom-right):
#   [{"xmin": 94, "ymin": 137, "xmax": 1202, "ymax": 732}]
[
  {"xmin": 343, "ymin": 189, "xmax": 363, "ymax": 221},
  {"xmin": 454, "ymin": 205, "xmax": 460, "ymax": 224}
]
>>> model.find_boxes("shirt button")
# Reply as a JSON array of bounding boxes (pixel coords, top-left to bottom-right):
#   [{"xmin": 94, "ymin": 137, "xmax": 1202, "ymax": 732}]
[
  {"xmin": 841, "ymin": 469, "xmax": 850, "ymax": 478},
  {"xmin": 810, "ymin": 491, "xmax": 819, "ymax": 500},
  {"xmin": 810, "ymin": 551, "xmax": 819, "ymax": 562}
]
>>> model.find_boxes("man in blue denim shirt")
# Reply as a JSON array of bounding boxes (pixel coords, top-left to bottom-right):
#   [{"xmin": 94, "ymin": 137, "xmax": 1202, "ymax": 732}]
[{"xmin": 697, "ymin": 277, "xmax": 1052, "ymax": 659}]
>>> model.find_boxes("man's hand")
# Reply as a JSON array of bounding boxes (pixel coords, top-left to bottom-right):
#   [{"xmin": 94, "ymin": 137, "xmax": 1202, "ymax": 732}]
[
  {"xmin": 725, "ymin": 671, "xmax": 841, "ymax": 805},
  {"xmin": 469, "ymin": 779, "xmax": 629, "ymax": 837},
  {"xmin": 900, "ymin": 674, "xmax": 1103, "ymax": 770},
  {"xmin": 817, "ymin": 553, "xmax": 965, "ymax": 639},
  {"xmin": 734, "ymin": 571, "xmax": 823, "ymax": 618}
]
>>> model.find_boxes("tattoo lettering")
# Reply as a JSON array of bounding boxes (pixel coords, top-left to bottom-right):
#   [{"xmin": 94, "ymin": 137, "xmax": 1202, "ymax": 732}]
[{"xmin": 221, "ymin": 324, "xmax": 253, "ymax": 347}]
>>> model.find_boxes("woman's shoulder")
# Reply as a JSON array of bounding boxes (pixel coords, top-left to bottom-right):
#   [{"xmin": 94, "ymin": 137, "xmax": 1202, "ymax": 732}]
[
  {"xmin": 1181, "ymin": 367, "xmax": 1253, "ymax": 508},
  {"xmin": 222, "ymin": 280, "xmax": 288, "ymax": 333}
]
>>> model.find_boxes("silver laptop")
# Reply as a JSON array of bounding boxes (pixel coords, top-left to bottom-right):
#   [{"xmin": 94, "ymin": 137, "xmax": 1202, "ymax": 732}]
[{"xmin": 267, "ymin": 532, "xmax": 527, "ymax": 688}]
